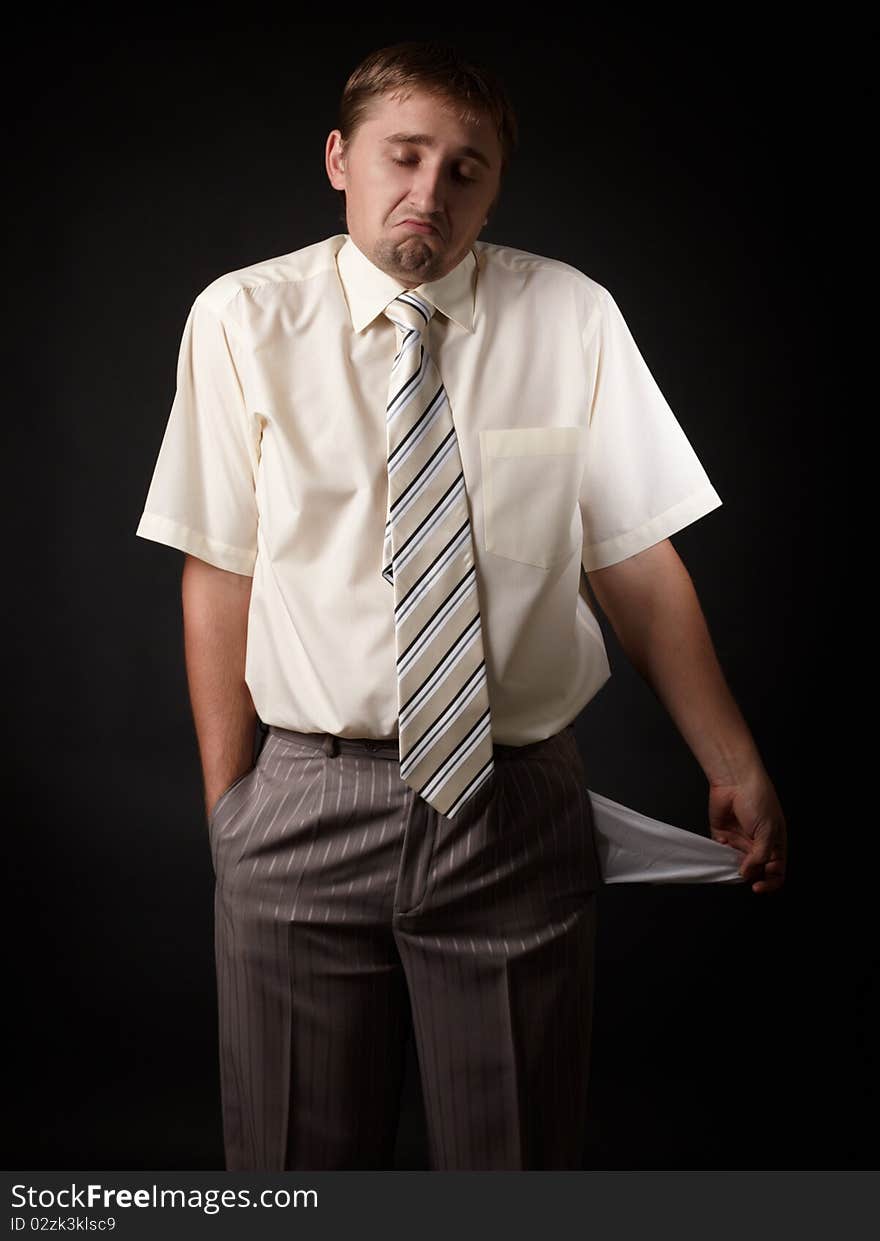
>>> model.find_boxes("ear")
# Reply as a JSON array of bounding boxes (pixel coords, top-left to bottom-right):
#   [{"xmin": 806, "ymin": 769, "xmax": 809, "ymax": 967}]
[{"xmin": 326, "ymin": 130, "xmax": 346, "ymax": 189}]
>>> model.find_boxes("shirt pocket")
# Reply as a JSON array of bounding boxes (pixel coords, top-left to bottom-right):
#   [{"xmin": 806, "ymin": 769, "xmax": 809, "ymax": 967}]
[{"xmin": 479, "ymin": 425, "xmax": 586, "ymax": 569}]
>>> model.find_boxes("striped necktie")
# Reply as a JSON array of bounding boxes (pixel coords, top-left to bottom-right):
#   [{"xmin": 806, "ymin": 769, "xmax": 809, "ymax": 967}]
[{"xmin": 380, "ymin": 291, "xmax": 495, "ymax": 818}]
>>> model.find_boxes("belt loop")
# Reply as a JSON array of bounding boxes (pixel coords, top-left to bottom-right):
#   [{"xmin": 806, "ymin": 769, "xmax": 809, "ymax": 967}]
[{"xmin": 321, "ymin": 733, "xmax": 339, "ymax": 757}]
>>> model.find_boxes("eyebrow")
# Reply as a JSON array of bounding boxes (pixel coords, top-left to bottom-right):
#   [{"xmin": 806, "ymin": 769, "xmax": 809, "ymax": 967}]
[{"xmin": 382, "ymin": 132, "xmax": 492, "ymax": 170}]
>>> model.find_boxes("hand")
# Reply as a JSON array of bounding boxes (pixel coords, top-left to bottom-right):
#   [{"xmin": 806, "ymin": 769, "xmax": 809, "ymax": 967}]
[
  {"xmin": 708, "ymin": 768, "xmax": 787, "ymax": 894},
  {"xmin": 205, "ymin": 766, "xmax": 253, "ymax": 824}
]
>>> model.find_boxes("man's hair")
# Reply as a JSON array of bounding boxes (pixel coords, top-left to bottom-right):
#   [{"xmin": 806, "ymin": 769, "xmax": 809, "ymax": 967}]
[{"xmin": 333, "ymin": 40, "xmax": 519, "ymax": 224}]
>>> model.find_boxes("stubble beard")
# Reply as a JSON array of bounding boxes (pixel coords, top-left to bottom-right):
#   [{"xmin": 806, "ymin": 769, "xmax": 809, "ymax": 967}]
[{"xmin": 372, "ymin": 233, "xmax": 447, "ymax": 284}]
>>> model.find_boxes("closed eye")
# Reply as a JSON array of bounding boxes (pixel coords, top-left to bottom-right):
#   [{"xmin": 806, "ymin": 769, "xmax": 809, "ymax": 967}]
[{"xmin": 392, "ymin": 157, "xmax": 477, "ymax": 184}]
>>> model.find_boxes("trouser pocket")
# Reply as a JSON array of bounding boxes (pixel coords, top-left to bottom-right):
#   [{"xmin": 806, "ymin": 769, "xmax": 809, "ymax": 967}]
[{"xmin": 208, "ymin": 767, "xmax": 254, "ymax": 830}]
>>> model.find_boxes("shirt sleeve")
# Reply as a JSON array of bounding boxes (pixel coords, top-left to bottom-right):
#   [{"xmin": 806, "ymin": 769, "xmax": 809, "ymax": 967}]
[
  {"xmin": 579, "ymin": 286, "xmax": 722, "ymax": 572},
  {"xmin": 135, "ymin": 293, "xmax": 260, "ymax": 575}
]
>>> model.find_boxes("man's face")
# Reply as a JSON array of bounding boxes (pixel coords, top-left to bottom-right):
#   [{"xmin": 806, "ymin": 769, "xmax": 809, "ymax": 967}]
[{"xmin": 326, "ymin": 87, "xmax": 503, "ymax": 287}]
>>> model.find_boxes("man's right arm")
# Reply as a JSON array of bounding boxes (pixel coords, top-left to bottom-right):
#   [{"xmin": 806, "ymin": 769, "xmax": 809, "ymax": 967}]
[{"xmin": 181, "ymin": 553, "xmax": 257, "ymax": 822}]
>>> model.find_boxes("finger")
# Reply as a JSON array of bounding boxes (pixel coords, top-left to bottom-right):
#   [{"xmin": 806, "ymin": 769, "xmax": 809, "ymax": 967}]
[
  {"xmin": 713, "ymin": 831, "xmax": 752, "ymax": 854},
  {"xmin": 739, "ymin": 848, "xmax": 772, "ymax": 881},
  {"xmin": 751, "ymin": 872, "xmax": 785, "ymax": 893},
  {"xmin": 744, "ymin": 855, "xmax": 786, "ymax": 888},
  {"xmin": 744, "ymin": 839, "xmax": 772, "ymax": 869}
]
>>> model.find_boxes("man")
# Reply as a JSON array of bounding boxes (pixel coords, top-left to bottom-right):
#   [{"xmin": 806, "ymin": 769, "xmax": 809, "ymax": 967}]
[{"xmin": 136, "ymin": 41, "xmax": 786, "ymax": 1170}]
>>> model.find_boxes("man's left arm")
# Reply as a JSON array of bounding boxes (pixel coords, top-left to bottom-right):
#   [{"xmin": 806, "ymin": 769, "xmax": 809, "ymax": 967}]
[{"xmin": 586, "ymin": 538, "xmax": 787, "ymax": 894}]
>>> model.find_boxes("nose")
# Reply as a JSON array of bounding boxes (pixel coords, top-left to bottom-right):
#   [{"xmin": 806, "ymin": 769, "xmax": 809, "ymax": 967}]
[{"xmin": 407, "ymin": 162, "xmax": 445, "ymax": 215}]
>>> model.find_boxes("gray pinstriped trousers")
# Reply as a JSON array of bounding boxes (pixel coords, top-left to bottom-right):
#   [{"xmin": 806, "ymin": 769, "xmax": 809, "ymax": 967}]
[{"xmin": 207, "ymin": 721, "xmax": 602, "ymax": 1170}]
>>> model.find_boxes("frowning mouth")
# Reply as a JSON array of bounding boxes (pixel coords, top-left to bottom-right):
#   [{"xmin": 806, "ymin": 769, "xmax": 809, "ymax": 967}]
[{"xmin": 397, "ymin": 220, "xmax": 440, "ymax": 235}]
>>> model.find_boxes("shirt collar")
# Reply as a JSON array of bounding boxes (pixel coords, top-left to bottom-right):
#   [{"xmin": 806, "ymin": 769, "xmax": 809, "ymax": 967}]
[{"xmin": 335, "ymin": 233, "xmax": 477, "ymax": 335}]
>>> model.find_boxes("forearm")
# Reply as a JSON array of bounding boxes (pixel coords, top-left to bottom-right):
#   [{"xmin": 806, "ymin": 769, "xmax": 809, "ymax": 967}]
[
  {"xmin": 181, "ymin": 554, "xmax": 257, "ymax": 816},
  {"xmin": 588, "ymin": 542, "xmax": 765, "ymax": 787}
]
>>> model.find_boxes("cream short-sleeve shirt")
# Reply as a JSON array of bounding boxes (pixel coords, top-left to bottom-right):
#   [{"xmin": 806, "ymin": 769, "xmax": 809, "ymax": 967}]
[{"xmin": 136, "ymin": 233, "xmax": 723, "ymax": 744}]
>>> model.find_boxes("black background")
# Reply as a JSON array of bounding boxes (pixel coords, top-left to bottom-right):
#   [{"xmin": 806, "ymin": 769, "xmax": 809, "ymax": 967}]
[{"xmin": 5, "ymin": 20, "xmax": 870, "ymax": 1170}]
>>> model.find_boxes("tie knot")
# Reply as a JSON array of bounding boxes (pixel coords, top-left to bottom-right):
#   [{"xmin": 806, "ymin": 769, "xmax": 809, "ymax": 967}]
[{"xmin": 383, "ymin": 292, "xmax": 435, "ymax": 338}]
